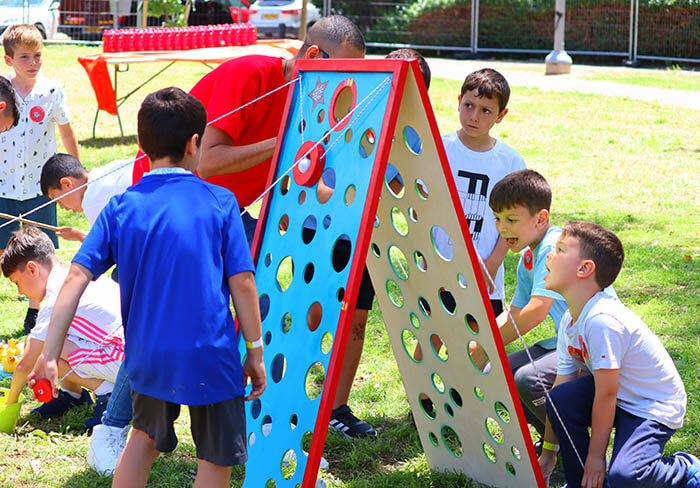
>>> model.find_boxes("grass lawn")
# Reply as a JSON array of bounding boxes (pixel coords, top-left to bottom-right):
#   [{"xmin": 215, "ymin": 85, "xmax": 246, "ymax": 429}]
[
  {"xmin": 1, "ymin": 45, "xmax": 699, "ymax": 487},
  {"xmin": 583, "ymin": 67, "xmax": 700, "ymax": 92}
]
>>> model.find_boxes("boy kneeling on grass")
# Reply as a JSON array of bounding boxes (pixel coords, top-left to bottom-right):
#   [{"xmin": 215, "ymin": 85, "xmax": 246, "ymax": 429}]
[
  {"xmin": 539, "ymin": 221, "xmax": 699, "ymax": 488},
  {"xmin": 0, "ymin": 226, "xmax": 122, "ymax": 429}
]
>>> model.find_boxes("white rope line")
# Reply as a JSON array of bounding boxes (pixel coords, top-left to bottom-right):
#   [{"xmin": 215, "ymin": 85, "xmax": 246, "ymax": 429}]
[
  {"xmin": 474, "ymin": 252, "xmax": 586, "ymax": 470},
  {"xmin": 241, "ymin": 75, "xmax": 392, "ymax": 218},
  {"xmin": 0, "ymin": 76, "xmax": 303, "ymax": 233}
]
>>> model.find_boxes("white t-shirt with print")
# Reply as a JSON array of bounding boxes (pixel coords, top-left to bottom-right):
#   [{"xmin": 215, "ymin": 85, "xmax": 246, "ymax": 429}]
[
  {"xmin": 0, "ymin": 75, "xmax": 71, "ymax": 200},
  {"xmin": 82, "ymin": 159, "xmax": 134, "ymax": 225},
  {"xmin": 436, "ymin": 131, "xmax": 526, "ymax": 300},
  {"xmin": 557, "ymin": 291, "xmax": 686, "ymax": 429}
]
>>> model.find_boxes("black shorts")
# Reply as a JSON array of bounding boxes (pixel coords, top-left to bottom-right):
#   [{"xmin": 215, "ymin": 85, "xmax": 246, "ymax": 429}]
[
  {"xmin": 302, "ymin": 228, "xmax": 375, "ymax": 310},
  {"xmin": 131, "ymin": 391, "xmax": 247, "ymax": 467}
]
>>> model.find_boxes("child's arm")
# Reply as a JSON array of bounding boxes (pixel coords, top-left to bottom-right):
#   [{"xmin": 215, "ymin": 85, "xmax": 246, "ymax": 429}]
[
  {"xmin": 56, "ymin": 227, "xmax": 86, "ymax": 242},
  {"xmin": 482, "ymin": 237, "xmax": 508, "ymax": 293},
  {"xmin": 228, "ymin": 271, "xmax": 266, "ymax": 401},
  {"xmin": 469, "ymin": 297, "xmax": 554, "ymax": 369},
  {"xmin": 582, "ymin": 369, "xmax": 618, "ymax": 488},
  {"xmin": 57, "ymin": 122, "xmax": 80, "ymax": 160},
  {"xmin": 4, "ymin": 338, "xmax": 43, "ymax": 405},
  {"xmin": 28, "ymin": 263, "xmax": 92, "ymax": 398},
  {"xmin": 539, "ymin": 372, "xmax": 579, "ymax": 486}
]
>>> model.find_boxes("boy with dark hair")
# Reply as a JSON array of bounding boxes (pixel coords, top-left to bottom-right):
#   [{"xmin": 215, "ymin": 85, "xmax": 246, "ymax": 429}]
[
  {"xmin": 437, "ymin": 68, "xmax": 525, "ymax": 317},
  {"xmin": 475, "ymin": 169, "xmax": 616, "ymax": 444},
  {"xmin": 0, "ymin": 75, "xmax": 19, "ymax": 132},
  {"xmin": 386, "ymin": 48, "xmax": 431, "ymax": 91},
  {"xmin": 539, "ymin": 221, "xmax": 698, "ymax": 488},
  {"xmin": 0, "ymin": 226, "xmax": 122, "ymax": 428},
  {"xmin": 40, "ymin": 153, "xmax": 133, "ymax": 242},
  {"xmin": 1, "ymin": 23, "xmax": 80, "ymax": 335},
  {"xmin": 30, "ymin": 87, "xmax": 266, "ymax": 488}
]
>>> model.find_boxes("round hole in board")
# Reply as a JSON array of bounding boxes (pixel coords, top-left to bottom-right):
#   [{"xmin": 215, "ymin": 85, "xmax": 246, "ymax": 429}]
[
  {"xmin": 304, "ymin": 362, "xmax": 325, "ymax": 401},
  {"xmin": 403, "ymin": 125, "xmax": 422, "ymax": 155}
]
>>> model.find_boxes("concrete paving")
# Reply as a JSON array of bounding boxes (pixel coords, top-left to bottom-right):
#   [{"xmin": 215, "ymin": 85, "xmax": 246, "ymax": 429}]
[
  {"xmin": 426, "ymin": 57, "xmax": 700, "ymax": 110},
  {"xmin": 369, "ymin": 55, "xmax": 700, "ymax": 110}
]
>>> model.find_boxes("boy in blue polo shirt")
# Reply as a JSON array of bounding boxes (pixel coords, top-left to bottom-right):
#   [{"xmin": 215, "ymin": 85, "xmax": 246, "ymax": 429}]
[{"xmin": 30, "ymin": 87, "xmax": 266, "ymax": 488}]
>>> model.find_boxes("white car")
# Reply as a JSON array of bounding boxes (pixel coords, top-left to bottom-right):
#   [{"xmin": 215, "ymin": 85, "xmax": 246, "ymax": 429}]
[
  {"xmin": 0, "ymin": 0, "xmax": 60, "ymax": 40},
  {"xmin": 249, "ymin": 0, "xmax": 321, "ymax": 38}
]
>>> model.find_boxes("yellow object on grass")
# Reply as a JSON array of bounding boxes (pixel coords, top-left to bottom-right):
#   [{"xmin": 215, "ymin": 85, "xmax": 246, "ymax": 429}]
[{"xmin": 0, "ymin": 388, "xmax": 25, "ymax": 434}]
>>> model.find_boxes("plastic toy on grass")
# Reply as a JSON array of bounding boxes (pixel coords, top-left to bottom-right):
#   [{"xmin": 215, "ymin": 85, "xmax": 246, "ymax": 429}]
[
  {"xmin": 2, "ymin": 356, "xmax": 17, "ymax": 373},
  {"xmin": 32, "ymin": 379, "xmax": 53, "ymax": 403},
  {"xmin": 0, "ymin": 388, "xmax": 25, "ymax": 434}
]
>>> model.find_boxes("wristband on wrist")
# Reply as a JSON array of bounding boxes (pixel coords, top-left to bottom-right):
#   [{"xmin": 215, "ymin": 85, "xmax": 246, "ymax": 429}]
[
  {"xmin": 542, "ymin": 441, "xmax": 560, "ymax": 452},
  {"xmin": 245, "ymin": 337, "xmax": 264, "ymax": 349}
]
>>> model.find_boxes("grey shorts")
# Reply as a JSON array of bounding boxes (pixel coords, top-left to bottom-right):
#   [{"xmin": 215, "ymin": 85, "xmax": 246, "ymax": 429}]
[{"xmin": 131, "ymin": 391, "xmax": 247, "ymax": 467}]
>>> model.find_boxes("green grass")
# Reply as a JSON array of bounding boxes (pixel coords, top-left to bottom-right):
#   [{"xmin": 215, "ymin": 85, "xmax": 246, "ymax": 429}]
[
  {"xmin": 583, "ymin": 67, "xmax": 700, "ymax": 92},
  {"xmin": 1, "ymin": 45, "xmax": 699, "ymax": 487}
]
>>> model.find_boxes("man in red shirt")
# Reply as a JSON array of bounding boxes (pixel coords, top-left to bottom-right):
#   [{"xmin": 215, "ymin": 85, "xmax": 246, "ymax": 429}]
[{"xmin": 133, "ymin": 15, "xmax": 376, "ymax": 439}]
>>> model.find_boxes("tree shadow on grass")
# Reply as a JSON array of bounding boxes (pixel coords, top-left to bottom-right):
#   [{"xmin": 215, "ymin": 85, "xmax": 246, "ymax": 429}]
[{"xmin": 79, "ymin": 135, "xmax": 137, "ymax": 148}]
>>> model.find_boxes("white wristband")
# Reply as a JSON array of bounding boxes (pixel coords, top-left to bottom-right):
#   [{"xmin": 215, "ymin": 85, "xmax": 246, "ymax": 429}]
[{"xmin": 245, "ymin": 337, "xmax": 264, "ymax": 349}]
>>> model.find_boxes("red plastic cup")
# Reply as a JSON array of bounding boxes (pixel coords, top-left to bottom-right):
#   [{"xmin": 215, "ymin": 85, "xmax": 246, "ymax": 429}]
[
  {"xmin": 102, "ymin": 29, "xmax": 112, "ymax": 52},
  {"xmin": 33, "ymin": 379, "xmax": 53, "ymax": 403},
  {"xmin": 249, "ymin": 24, "xmax": 257, "ymax": 44}
]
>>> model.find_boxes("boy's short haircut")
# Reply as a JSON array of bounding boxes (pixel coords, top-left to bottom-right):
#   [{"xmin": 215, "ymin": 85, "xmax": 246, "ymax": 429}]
[
  {"xmin": 562, "ymin": 221, "xmax": 624, "ymax": 289},
  {"xmin": 386, "ymin": 48, "xmax": 431, "ymax": 90},
  {"xmin": 0, "ymin": 226, "xmax": 56, "ymax": 277},
  {"xmin": 489, "ymin": 169, "xmax": 551, "ymax": 215},
  {"xmin": 137, "ymin": 87, "xmax": 207, "ymax": 163},
  {"xmin": 460, "ymin": 68, "xmax": 510, "ymax": 113},
  {"xmin": 0, "ymin": 76, "xmax": 19, "ymax": 127},
  {"xmin": 305, "ymin": 15, "xmax": 365, "ymax": 54},
  {"xmin": 2, "ymin": 24, "xmax": 43, "ymax": 57},
  {"xmin": 40, "ymin": 153, "xmax": 87, "ymax": 196}
]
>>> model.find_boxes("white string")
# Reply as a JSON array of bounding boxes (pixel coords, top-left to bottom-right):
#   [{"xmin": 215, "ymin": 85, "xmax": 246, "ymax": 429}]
[
  {"xmin": 241, "ymin": 75, "xmax": 392, "ymax": 218},
  {"xmin": 474, "ymin": 252, "xmax": 586, "ymax": 470},
  {"xmin": 0, "ymin": 76, "xmax": 303, "ymax": 232}
]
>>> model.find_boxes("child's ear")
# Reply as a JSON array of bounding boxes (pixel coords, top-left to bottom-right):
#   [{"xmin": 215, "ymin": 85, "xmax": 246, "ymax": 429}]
[
  {"xmin": 535, "ymin": 208, "xmax": 549, "ymax": 228},
  {"xmin": 495, "ymin": 107, "xmax": 509, "ymax": 124},
  {"xmin": 185, "ymin": 133, "xmax": 200, "ymax": 156},
  {"xmin": 25, "ymin": 260, "xmax": 40, "ymax": 276},
  {"xmin": 4, "ymin": 54, "xmax": 13, "ymax": 67},
  {"xmin": 0, "ymin": 101, "xmax": 6, "ymax": 112},
  {"xmin": 577, "ymin": 259, "xmax": 596, "ymax": 280},
  {"xmin": 59, "ymin": 177, "xmax": 73, "ymax": 190}
]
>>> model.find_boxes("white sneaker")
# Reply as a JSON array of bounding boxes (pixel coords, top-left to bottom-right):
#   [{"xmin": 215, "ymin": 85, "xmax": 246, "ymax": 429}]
[{"xmin": 87, "ymin": 424, "xmax": 130, "ymax": 476}]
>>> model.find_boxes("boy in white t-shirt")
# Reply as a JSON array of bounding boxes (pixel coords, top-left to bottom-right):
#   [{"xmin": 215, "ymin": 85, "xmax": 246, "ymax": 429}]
[
  {"xmin": 40, "ymin": 153, "xmax": 133, "ymax": 242},
  {"xmin": 0, "ymin": 226, "xmax": 123, "ymax": 430},
  {"xmin": 539, "ymin": 220, "xmax": 698, "ymax": 488},
  {"xmin": 437, "ymin": 68, "xmax": 526, "ymax": 315}
]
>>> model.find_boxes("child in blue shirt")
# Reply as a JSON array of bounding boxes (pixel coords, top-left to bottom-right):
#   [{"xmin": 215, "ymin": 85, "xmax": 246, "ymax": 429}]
[
  {"xmin": 30, "ymin": 87, "xmax": 266, "ymax": 488},
  {"xmin": 472, "ymin": 170, "xmax": 576, "ymax": 438}
]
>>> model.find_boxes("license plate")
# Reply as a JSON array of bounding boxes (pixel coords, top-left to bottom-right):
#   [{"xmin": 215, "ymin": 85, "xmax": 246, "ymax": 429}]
[
  {"xmin": 263, "ymin": 13, "xmax": 279, "ymax": 19},
  {"xmin": 84, "ymin": 27, "xmax": 102, "ymax": 32}
]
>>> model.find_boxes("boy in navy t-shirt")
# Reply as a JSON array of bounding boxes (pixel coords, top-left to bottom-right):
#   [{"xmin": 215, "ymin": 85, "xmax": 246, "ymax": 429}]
[{"xmin": 30, "ymin": 87, "xmax": 266, "ymax": 488}]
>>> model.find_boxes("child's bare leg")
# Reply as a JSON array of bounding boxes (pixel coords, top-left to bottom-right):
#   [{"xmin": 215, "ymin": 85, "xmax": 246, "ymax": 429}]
[
  {"xmin": 112, "ymin": 428, "xmax": 159, "ymax": 488},
  {"xmin": 193, "ymin": 459, "xmax": 232, "ymax": 488},
  {"xmin": 57, "ymin": 358, "xmax": 104, "ymax": 391}
]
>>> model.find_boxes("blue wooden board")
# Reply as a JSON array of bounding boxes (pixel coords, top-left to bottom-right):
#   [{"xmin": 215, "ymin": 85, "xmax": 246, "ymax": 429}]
[{"xmin": 240, "ymin": 68, "xmax": 394, "ymax": 487}]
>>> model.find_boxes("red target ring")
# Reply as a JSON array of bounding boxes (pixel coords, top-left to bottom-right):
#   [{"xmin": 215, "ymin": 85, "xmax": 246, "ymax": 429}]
[
  {"xmin": 328, "ymin": 78, "xmax": 357, "ymax": 132},
  {"xmin": 293, "ymin": 141, "xmax": 325, "ymax": 187}
]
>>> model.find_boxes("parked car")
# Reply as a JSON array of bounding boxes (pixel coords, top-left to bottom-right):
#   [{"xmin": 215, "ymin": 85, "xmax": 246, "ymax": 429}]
[
  {"xmin": 0, "ymin": 0, "xmax": 60, "ymax": 40},
  {"xmin": 59, "ymin": 0, "xmax": 137, "ymax": 40},
  {"xmin": 249, "ymin": 0, "xmax": 320, "ymax": 38},
  {"xmin": 188, "ymin": 0, "xmax": 239, "ymax": 26}
]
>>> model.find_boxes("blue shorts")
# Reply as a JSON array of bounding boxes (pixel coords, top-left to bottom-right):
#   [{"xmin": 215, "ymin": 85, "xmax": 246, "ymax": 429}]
[{"xmin": 0, "ymin": 196, "xmax": 58, "ymax": 249}]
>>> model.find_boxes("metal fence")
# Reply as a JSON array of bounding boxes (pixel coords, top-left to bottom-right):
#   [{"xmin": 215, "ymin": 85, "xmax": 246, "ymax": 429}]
[{"xmin": 326, "ymin": 0, "xmax": 700, "ymax": 65}]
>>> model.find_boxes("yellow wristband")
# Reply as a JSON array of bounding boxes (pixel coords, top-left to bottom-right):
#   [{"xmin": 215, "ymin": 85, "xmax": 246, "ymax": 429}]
[
  {"xmin": 245, "ymin": 337, "xmax": 264, "ymax": 349},
  {"xmin": 542, "ymin": 441, "xmax": 560, "ymax": 452}
]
